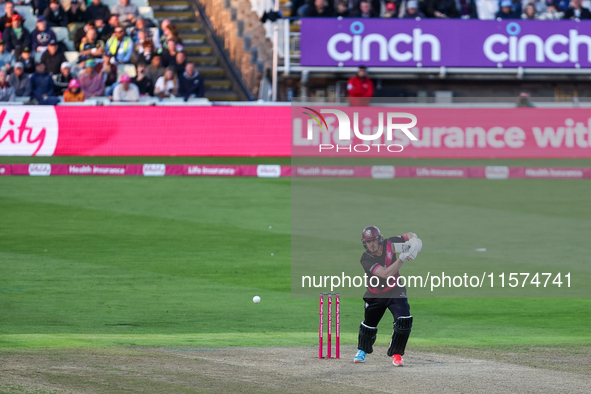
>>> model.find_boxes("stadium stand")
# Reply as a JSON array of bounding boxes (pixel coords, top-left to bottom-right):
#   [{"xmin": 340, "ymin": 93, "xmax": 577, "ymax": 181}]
[
  {"xmin": 1, "ymin": 0, "xmax": 242, "ymax": 104},
  {"xmin": 150, "ymin": 0, "xmax": 238, "ymax": 100},
  {"xmin": 3, "ymin": 0, "xmax": 591, "ymax": 102}
]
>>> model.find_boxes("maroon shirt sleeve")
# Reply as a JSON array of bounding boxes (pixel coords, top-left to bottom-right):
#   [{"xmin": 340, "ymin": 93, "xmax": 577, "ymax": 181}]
[
  {"xmin": 389, "ymin": 235, "xmax": 407, "ymax": 244},
  {"xmin": 360, "ymin": 253, "xmax": 381, "ymax": 276},
  {"xmin": 360, "ymin": 236, "xmax": 407, "ymax": 275}
]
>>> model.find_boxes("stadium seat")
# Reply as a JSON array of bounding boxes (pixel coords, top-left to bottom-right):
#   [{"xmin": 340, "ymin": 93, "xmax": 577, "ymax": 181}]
[
  {"xmin": 68, "ymin": 22, "xmax": 85, "ymax": 41},
  {"xmin": 65, "ymin": 51, "xmax": 79, "ymax": 64},
  {"xmin": 52, "ymin": 27, "xmax": 75, "ymax": 51},
  {"xmin": 118, "ymin": 64, "xmax": 137, "ymax": 79},
  {"xmin": 15, "ymin": 6, "xmax": 36, "ymax": 32},
  {"xmin": 139, "ymin": 7, "xmax": 157, "ymax": 25},
  {"xmin": 52, "ymin": 27, "xmax": 68, "ymax": 42}
]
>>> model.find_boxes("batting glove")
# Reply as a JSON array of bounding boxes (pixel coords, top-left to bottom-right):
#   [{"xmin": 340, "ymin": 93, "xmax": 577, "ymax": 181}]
[{"xmin": 400, "ymin": 238, "xmax": 422, "ymax": 262}]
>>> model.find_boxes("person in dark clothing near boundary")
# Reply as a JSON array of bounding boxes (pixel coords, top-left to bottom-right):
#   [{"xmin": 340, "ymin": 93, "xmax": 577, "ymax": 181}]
[
  {"xmin": 43, "ymin": 0, "xmax": 69, "ymax": 28},
  {"xmin": 0, "ymin": 1, "xmax": 19, "ymax": 35},
  {"xmin": 8, "ymin": 62, "xmax": 31, "ymax": 98},
  {"xmin": 18, "ymin": 47, "xmax": 36, "ymax": 74},
  {"xmin": 53, "ymin": 61, "xmax": 73, "ymax": 95},
  {"xmin": 85, "ymin": 0, "xmax": 111, "ymax": 24},
  {"xmin": 30, "ymin": 62, "xmax": 59, "ymax": 105},
  {"xmin": 40, "ymin": 39, "xmax": 67, "ymax": 75},
  {"xmin": 178, "ymin": 62, "xmax": 204, "ymax": 101},
  {"xmin": 4, "ymin": 14, "xmax": 31, "ymax": 60}
]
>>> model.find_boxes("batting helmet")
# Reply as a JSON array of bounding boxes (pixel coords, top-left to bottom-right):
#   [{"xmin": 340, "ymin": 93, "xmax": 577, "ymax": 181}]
[{"xmin": 361, "ymin": 226, "xmax": 383, "ymax": 252}]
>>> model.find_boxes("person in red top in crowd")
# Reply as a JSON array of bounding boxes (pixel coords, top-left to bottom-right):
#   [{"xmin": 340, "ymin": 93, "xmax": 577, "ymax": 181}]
[{"xmin": 347, "ymin": 66, "xmax": 373, "ymax": 106}]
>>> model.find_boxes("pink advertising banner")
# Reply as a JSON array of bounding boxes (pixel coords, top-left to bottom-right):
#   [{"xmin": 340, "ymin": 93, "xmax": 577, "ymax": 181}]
[
  {"xmin": 0, "ymin": 106, "xmax": 291, "ymax": 157},
  {"xmin": 12, "ymin": 163, "xmax": 127, "ymax": 176},
  {"xmin": 292, "ymin": 106, "xmax": 591, "ymax": 158},
  {"xmin": 4, "ymin": 164, "xmax": 591, "ymax": 179},
  {"xmin": 1, "ymin": 105, "xmax": 591, "ymax": 158}
]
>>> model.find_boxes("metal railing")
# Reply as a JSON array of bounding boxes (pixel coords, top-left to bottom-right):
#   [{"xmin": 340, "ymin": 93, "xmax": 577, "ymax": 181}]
[{"xmin": 279, "ymin": 18, "xmax": 301, "ymax": 75}]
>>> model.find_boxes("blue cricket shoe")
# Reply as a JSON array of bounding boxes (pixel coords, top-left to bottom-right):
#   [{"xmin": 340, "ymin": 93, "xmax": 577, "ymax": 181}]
[{"xmin": 353, "ymin": 350, "xmax": 366, "ymax": 363}]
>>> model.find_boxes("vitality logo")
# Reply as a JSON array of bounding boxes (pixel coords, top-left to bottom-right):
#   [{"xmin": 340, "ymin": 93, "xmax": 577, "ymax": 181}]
[{"xmin": 0, "ymin": 107, "xmax": 59, "ymax": 156}]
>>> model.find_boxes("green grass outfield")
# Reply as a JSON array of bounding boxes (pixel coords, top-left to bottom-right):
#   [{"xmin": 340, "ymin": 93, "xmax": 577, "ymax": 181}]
[{"xmin": 1, "ymin": 158, "xmax": 590, "ymax": 351}]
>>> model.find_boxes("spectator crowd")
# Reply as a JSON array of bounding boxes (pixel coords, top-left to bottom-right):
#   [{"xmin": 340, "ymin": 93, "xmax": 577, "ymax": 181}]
[
  {"xmin": 0, "ymin": 0, "xmax": 205, "ymax": 103},
  {"xmin": 292, "ymin": 0, "xmax": 591, "ymax": 20}
]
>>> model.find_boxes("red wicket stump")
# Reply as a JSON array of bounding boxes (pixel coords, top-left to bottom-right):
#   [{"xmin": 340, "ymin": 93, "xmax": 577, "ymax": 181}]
[
  {"xmin": 318, "ymin": 293, "xmax": 323, "ymax": 359},
  {"xmin": 319, "ymin": 292, "xmax": 340, "ymax": 359}
]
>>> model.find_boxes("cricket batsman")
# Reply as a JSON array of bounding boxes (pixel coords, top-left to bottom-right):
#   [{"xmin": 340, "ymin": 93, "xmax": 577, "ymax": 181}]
[{"xmin": 354, "ymin": 226, "xmax": 422, "ymax": 366}]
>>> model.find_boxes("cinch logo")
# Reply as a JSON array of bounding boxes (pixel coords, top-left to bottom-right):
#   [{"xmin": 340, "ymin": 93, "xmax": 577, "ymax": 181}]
[
  {"xmin": 0, "ymin": 107, "xmax": 58, "ymax": 156},
  {"xmin": 301, "ymin": 109, "xmax": 417, "ymax": 153},
  {"xmin": 327, "ymin": 21, "xmax": 441, "ymax": 63},
  {"xmin": 483, "ymin": 22, "xmax": 591, "ymax": 64}
]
